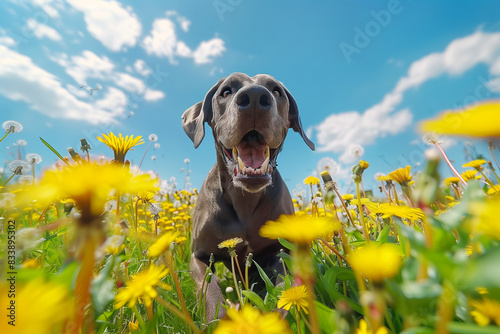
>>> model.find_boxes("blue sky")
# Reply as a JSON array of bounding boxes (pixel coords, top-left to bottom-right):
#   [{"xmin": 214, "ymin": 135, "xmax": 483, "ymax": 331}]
[{"xmin": 1, "ymin": 0, "xmax": 500, "ymax": 195}]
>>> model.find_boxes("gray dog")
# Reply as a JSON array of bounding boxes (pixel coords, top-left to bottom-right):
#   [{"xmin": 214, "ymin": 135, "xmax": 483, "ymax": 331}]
[{"xmin": 182, "ymin": 72, "xmax": 315, "ymax": 319}]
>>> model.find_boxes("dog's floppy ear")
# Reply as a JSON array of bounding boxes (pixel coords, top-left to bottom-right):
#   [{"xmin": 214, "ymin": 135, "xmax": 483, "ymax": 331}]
[
  {"xmin": 284, "ymin": 86, "xmax": 315, "ymax": 151},
  {"xmin": 182, "ymin": 78, "xmax": 225, "ymax": 148}
]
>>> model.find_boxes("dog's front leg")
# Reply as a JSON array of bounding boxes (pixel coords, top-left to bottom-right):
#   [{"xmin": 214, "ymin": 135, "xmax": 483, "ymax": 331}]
[{"xmin": 190, "ymin": 253, "xmax": 226, "ymax": 320}]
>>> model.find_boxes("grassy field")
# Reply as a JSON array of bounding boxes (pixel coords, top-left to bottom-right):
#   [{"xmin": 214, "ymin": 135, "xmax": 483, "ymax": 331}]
[{"xmin": 1, "ymin": 103, "xmax": 500, "ymax": 334}]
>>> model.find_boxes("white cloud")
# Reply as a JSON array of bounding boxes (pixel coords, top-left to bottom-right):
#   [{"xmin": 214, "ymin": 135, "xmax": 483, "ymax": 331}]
[
  {"xmin": 51, "ymin": 50, "xmax": 115, "ymax": 84},
  {"xmin": 314, "ymin": 30, "xmax": 500, "ymax": 163},
  {"xmin": 133, "ymin": 59, "xmax": 152, "ymax": 76},
  {"xmin": 66, "ymin": 0, "xmax": 141, "ymax": 52},
  {"xmin": 193, "ymin": 38, "xmax": 226, "ymax": 64},
  {"xmin": 142, "ymin": 18, "xmax": 179, "ymax": 63},
  {"xmin": 51, "ymin": 50, "xmax": 165, "ymax": 102},
  {"xmin": 142, "ymin": 15, "xmax": 225, "ymax": 65},
  {"xmin": 0, "ymin": 45, "xmax": 122, "ymax": 124},
  {"xmin": 31, "ymin": 0, "xmax": 61, "ymax": 18},
  {"xmin": 26, "ymin": 18, "xmax": 62, "ymax": 41},
  {"xmin": 0, "ymin": 35, "xmax": 16, "ymax": 47},
  {"xmin": 144, "ymin": 89, "xmax": 165, "ymax": 102},
  {"xmin": 113, "ymin": 72, "xmax": 145, "ymax": 94}
]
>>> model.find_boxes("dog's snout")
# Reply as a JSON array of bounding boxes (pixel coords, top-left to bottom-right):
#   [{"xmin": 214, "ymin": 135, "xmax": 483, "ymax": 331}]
[{"xmin": 236, "ymin": 86, "xmax": 272, "ymax": 111}]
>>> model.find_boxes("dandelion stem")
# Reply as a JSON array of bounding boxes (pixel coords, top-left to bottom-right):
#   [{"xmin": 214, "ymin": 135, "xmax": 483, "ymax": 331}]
[
  {"xmin": 332, "ymin": 188, "xmax": 355, "ymax": 227},
  {"xmin": 167, "ymin": 250, "xmax": 193, "ymax": 324},
  {"xmin": 478, "ymin": 169, "xmax": 496, "ymax": 188},
  {"xmin": 138, "ymin": 140, "xmax": 152, "ymax": 170},
  {"xmin": 489, "ymin": 140, "xmax": 500, "ymax": 172},
  {"xmin": 133, "ymin": 197, "xmax": 143, "ymax": 255},
  {"xmin": 234, "ymin": 255, "xmax": 247, "ymax": 290},
  {"xmin": 0, "ymin": 129, "xmax": 12, "ymax": 144},
  {"xmin": 319, "ymin": 237, "xmax": 349, "ymax": 264},
  {"xmin": 356, "ymin": 180, "xmax": 370, "ymax": 243},
  {"xmin": 1, "ymin": 173, "xmax": 16, "ymax": 187},
  {"xmin": 231, "ymin": 256, "xmax": 243, "ymax": 304},
  {"xmin": 72, "ymin": 236, "xmax": 96, "ymax": 334},
  {"xmin": 433, "ymin": 142, "xmax": 467, "ymax": 185},
  {"xmin": 296, "ymin": 307, "xmax": 302, "ymax": 334}
]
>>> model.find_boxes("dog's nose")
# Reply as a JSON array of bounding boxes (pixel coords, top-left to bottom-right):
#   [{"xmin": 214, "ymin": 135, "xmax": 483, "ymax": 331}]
[{"xmin": 236, "ymin": 86, "xmax": 272, "ymax": 111}]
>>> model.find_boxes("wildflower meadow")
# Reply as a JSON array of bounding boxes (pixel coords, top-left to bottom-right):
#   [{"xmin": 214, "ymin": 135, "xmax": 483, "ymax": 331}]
[{"xmin": 2, "ymin": 101, "xmax": 500, "ymax": 334}]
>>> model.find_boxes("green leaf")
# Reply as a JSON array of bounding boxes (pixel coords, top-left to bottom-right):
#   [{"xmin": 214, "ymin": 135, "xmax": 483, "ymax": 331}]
[
  {"xmin": 253, "ymin": 260, "xmax": 277, "ymax": 298},
  {"xmin": 241, "ymin": 290, "xmax": 267, "ymax": 311},
  {"xmin": 376, "ymin": 224, "xmax": 391, "ymax": 243},
  {"xmin": 315, "ymin": 300, "xmax": 338, "ymax": 333},
  {"xmin": 400, "ymin": 327, "xmax": 434, "ymax": 334},
  {"xmin": 320, "ymin": 266, "xmax": 362, "ymax": 314},
  {"xmin": 278, "ymin": 238, "xmax": 296, "ymax": 252},
  {"xmin": 40, "ymin": 137, "xmax": 70, "ymax": 166},
  {"xmin": 447, "ymin": 322, "xmax": 500, "ymax": 334},
  {"xmin": 91, "ymin": 255, "xmax": 118, "ymax": 317}
]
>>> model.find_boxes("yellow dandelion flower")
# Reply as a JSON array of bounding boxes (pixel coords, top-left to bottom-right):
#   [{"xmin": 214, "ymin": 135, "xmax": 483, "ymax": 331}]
[
  {"xmin": 22, "ymin": 258, "xmax": 40, "ymax": 269},
  {"xmin": 114, "ymin": 265, "xmax": 172, "ymax": 308},
  {"xmin": 365, "ymin": 203, "xmax": 424, "ymax": 221},
  {"xmin": 470, "ymin": 297, "xmax": 500, "ymax": 326},
  {"xmin": 148, "ymin": 230, "xmax": 181, "ymax": 257},
  {"xmin": 214, "ymin": 305, "xmax": 291, "ymax": 334},
  {"xmin": 419, "ymin": 101, "xmax": 500, "ymax": 138},
  {"xmin": 376, "ymin": 174, "xmax": 392, "ymax": 182},
  {"xmin": 0, "ymin": 279, "xmax": 73, "ymax": 334},
  {"xmin": 21, "ymin": 164, "xmax": 158, "ymax": 222},
  {"xmin": 388, "ymin": 165, "xmax": 412, "ymax": 185},
  {"xmin": 487, "ymin": 185, "xmax": 500, "ymax": 195},
  {"xmin": 359, "ymin": 160, "xmax": 369, "ymax": 169},
  {"xmin": 462, "ymin": 159, "xmax": 486, "ymax": 169},
  {"xmin": 355, "ymin": 319, "xmax": 389, "ymax": 334},
  {"xmin": 277, "ymin": 285, "xmax": 309, "ymax": 314},
  {"xmin": 443, "ymin": 177, "xmax": 460, "ymax": 187},
  {"xmin": 303, "ymin": 176, "xmax": 320, "ymax": 185},
  {"xmin": 97, "ymin": 132, "xmax": 144, "ymax": 163},
  {"xmin": 349, "ymin": 243, "xmax": 402, "ymax": 282},
  {"xmin": 462, "ymin": 170, "xmax": 482, "ymax": 182},
  {"xmin": 218, "ymin": 237, "xmax": 244, "ymax": 250},
  {"xmin": 469, "ymin": 197, "xmax": 500, "ymax": 239},
  {"xmin": 260, "ymin": 214, "xmax": 340, "ymax": 244},
  {"xmin": 128, "ymin": 320, "xmax": 140, "ymax": 331},
  {"xmin": 342, "ymin": 194, "xmax": 355, "ymax": 201},
  {"xmin": 465, "ymin": 244, "xmax": 482, "ymax": 256}
]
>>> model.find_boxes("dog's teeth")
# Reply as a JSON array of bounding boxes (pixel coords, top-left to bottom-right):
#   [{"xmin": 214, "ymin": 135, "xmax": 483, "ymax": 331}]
[
  {"xmin": 260, "ymin": 157, "xmax": 269, "ymax": 175},
  {"xmin": 232, "ymin": 148, "xmax": 238, "ymax": 160},
  {"xmin": 265, "ymin": 146, "xmax": 270, "ymax": 158},
  {"xmin": 238, "ymin": 157, "xmax": 245, "ymax": 171}
]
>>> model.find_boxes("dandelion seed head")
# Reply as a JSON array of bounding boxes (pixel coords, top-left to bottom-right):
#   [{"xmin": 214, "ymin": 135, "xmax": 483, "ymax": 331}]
[
  {"xmin": 26, "ymin": 153, "xmax": 42, "ymax": 164},
  {"xmin": 8, "ymin": 160, "xmax": 32, "ymax": 174},
  {"xmin": 154, "ymin": 143, "xmax": 160, "ymax": 149},
  {"xmin": 149, "ymin": 134, "xmax": 158, "ymax": 142},
  {"xmin": 184, "ymin": 158, "xmax": 190, "ymax": 164},
  {"xmin": 16, "ymin": 139, "xmax": 27, "ymax": 146},
  {"xmin": 2, "ymin": 120, "xmax": 23, "ymax": 133},
  {"xmin": 317, "ymin": 157, "xmax": 338, "ymax": 175},
  {"xmin": 18, "ymin": 175, "xmax": 33, "ymax": 185},
  {"xmin": 349, "ymin": 144, "xmax": 364, "ymax": 158},
  {"xmin": 151, "ymin": 155, "xmax": 156, "ymax": 161}
]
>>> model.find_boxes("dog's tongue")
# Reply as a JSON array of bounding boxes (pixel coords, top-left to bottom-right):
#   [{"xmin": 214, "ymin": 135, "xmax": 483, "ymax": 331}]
[{"xmin": 237, "ymin": 140, "xmax": 267, "ymax": 168}]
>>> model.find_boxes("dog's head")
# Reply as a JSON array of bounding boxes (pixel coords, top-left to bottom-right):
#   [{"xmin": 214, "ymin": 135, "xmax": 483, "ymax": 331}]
[{"xmin": 182, "ymin": 73, "xmax": 314, "ymax": 193}]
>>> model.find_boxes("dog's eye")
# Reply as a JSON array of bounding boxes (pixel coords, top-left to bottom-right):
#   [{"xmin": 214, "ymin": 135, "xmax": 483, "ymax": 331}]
[
  {"xmin": 272, "ymin": 88, "xmax": 282, "ymax": 97},
  {"xmin": 221, "ymin": 88, "xmax": 232, "ymax": 98}
]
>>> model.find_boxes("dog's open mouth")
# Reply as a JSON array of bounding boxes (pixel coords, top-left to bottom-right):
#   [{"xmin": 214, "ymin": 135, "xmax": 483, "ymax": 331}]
[{"xmin": 222, "ymin": 130, "xmax": 276, "ymax": 179}]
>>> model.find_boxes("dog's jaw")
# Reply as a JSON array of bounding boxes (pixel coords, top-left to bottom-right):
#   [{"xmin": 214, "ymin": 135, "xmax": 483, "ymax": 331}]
[{"xmin": 220, "ymin": 130, "xmax": 280, "ymax": 193}]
